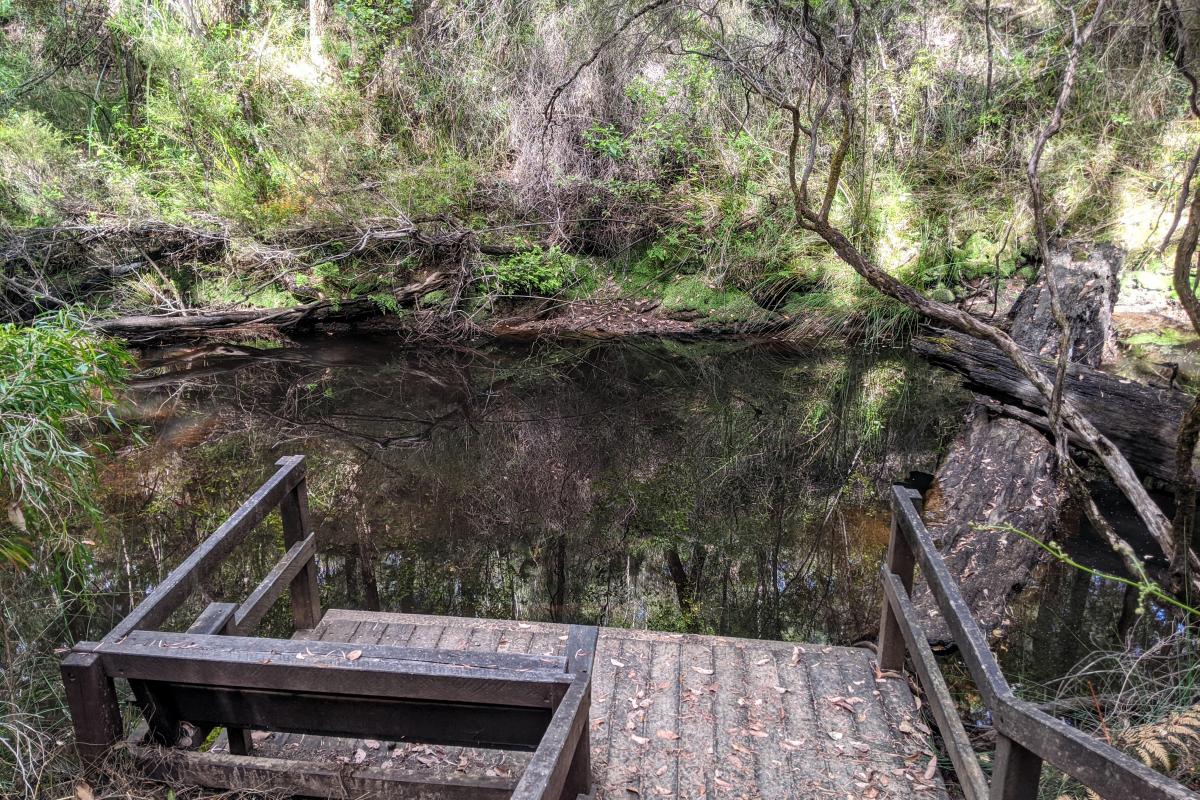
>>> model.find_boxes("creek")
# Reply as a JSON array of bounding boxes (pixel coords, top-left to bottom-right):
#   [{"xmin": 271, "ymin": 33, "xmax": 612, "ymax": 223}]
[{"xmin": 88, "ymin": 337, "xmax": 1170, "ymax": 691}]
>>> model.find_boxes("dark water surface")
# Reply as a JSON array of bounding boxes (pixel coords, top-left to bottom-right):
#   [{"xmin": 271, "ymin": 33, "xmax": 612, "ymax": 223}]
[{"xmin": 90, "ymin": 337, "xmax": 1165, "ymax": 687}]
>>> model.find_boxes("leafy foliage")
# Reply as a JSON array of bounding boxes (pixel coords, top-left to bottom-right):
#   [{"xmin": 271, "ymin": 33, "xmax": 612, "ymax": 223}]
[
  {"xmin": 0, "ymin": 311, "xmax": 132, "ymax": 562},
  {"xmin": 488, "ymin": 247, "xmax": 574, "ymax": 297}
]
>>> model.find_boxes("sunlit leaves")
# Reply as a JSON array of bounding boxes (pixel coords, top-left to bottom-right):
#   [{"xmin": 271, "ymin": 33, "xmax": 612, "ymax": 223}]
[{"xmin": 0, "ymin": 310, "xmax": 132, "ymax": 561}]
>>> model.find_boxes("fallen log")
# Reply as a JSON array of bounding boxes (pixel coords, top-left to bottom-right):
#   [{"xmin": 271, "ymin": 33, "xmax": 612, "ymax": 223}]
[
  {"xmin": 912, "ymin": 243, "xmax": 1123, "ymax": 644},
  {"xmin": 99, "ymin": 272, "xmax": 451, "ymax": 344},
  {"xmin": 913, "ymin": 328, "xmax": 1190, "ymax": 485}
]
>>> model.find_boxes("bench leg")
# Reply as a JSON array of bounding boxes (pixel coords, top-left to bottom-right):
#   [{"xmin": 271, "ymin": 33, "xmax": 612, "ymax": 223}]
[
  {"xmin": 130, "ymin": 681, "xmax": 187, "ymax": 746},
  {"xmin": 227, "ymin": 727, "xmax": 253, "ymax": 755},
  {"xmin": 991, "ymin": 735, "xmax": 1043, "ymax": 800},
  {"xmin": 61, "ymin": 653, "xmax": 123, "ymax": 775},
  {"xmin": 561, "ymin": 726, "xmax": 592, "ymax": 799}
]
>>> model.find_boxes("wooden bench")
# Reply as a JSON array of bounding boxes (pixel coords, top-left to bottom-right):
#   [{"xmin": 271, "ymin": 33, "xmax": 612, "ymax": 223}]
[{"xmin": 61, "ymin": 456, "xmax": 597, "ymax": 799}]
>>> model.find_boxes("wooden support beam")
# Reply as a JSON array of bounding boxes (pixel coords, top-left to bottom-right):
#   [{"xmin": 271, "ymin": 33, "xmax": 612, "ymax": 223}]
[
  {"xmin": 187, "ymin": 602, "xmax": 236, "ymax": 635},
  {"xmin": 93, "ymin": 632, "xmax": 570, "ymax": 708},
  {"xmin": 562, "ymin": 625, "xmax": 598, "ymax": 800},
  {"xmin": 94, "ymin": 630, "xmax": 566, "ymax": 672},
  {"xmin": 890, "ymin": 486, "xmax": 1011, "ymax": 706},
  {"xmin": 187, "ymin": 602, "xmax": 249, "ymax": 753},
  {"xmin": 877, "ymin": 488, "xmax": 919, "ymax": 674},
  {"xmin": 990, "ymin": 735, "xmax": 1042, "ymax": 800},
  {"xmin": 128, "ymin": 744, "xmax": 517, "ymax": 799},
  {"xmin": 146, "ymin": 683, "xmax": 552, "ymax": 750},
  {"xmin": 995, "ymin": 697, "xmax": 1197, "ymax": 800},
  {"xmin": 886, "ymin": 486, "xmax": 1199, "ymax": 800},
  {"xmin": 131, "ymin": 602, "xmax": 241, "ymax": 749},
  {"xmin": 510, "ymin": 681, "xmax": 591, "ymax": 800},
  {"xmin": 105, "ymin": 456, "xmax": 307, "ymax": 642},
  {"xmin": 565, "ymin": 625, "xmax": 598, "ymax": 677},
  {"xmin": 881, "ymin": 571, "xmax": 988, "ymax": 800},
  {"xmin": 231, "ymin": 532, "xmax": 319, "ymax": 635}
]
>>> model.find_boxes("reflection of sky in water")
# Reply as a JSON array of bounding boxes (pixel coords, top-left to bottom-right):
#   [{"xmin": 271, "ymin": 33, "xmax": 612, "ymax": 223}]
[{"xmin": 93, "ymin": 337, "xmax": 1172, "ymax": 686}]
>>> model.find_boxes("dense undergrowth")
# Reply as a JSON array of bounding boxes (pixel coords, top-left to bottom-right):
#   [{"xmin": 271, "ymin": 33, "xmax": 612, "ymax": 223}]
[{"xmin": 0, "ymin": 0, "xmax": 1194, "ymax": 338}]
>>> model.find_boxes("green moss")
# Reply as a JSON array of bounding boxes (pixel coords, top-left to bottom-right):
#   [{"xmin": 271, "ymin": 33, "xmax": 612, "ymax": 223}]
[
  {"xmin": 192, "ymin": 277, "xmax": 293, "ymax": 308},
  {"xmin": 1125, "ymin": 329, "xmax": 1196, "ymax": 348},
  {"xmin": 417, "ymin": 289, "xmax": 449, "ymax": 309},
  {"xmin": 661, "ymin": 276, "xmax": 760, "ymax": 321},
  {"xmin": 1126, "ymin": 270, "xmax": 1172, "ymax": 292}
]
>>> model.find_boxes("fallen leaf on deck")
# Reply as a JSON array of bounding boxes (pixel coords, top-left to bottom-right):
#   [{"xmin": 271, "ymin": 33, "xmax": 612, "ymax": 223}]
[
  {"xmin": 346, "ymin": 649, "xmax": 362, "ymax": 661},
  {"xmin": 630, "ymin": 734, "xmax": 649, "ymax": 745},
  {"xmin": 354, "ymin": 748, "xmax": 367, "ymax": 763},
  {"xmin": 655, "ymin": 729, "xmax": 680, "ymax": 740},
  {"xmin": 611, "ymin": 658, "xmax": 627, "ymax": 667},
  {"xmin": 691, "ymin": 666, "xmax": 714, "ymax": 675}
]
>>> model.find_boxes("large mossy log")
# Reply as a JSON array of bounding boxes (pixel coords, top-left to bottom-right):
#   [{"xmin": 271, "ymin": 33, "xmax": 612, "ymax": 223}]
[
  {"xmin": 912, "ymin": 244, "xmax": 1124, "ymax": 644},
  {"xmin": 913, "ymin": 328, "xmax": 1189, "ymax": 485}
]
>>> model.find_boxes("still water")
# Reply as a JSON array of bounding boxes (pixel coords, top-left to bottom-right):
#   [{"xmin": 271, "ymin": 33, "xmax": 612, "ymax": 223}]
[{"xmin": 90, "ymin": 337, "xmax": 1162, "ymax": 687}]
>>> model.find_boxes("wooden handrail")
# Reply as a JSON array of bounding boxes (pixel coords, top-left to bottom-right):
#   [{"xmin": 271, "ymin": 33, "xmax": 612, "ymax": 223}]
[
  {"xmin": 879, "ymin": 485, "xmax": 1197, "ymax": 800},
  {"xmin": 105, "ymin": 455, "xmax": 320, "ymax": 643}
]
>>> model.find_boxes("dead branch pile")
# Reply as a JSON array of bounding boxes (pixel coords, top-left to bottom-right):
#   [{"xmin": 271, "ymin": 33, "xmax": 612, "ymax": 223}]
[{"xmin": 0, "ymin": 216, "xmax": 520, "ymax": 326}]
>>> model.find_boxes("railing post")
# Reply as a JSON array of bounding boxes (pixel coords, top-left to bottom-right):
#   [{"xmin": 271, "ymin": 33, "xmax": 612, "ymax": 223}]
[
  {"xmin": 278, "ymin": 456, "xmax": 321, "ymax": 632},
  {"xmin": 990, "ymin": 735, "xmax": 1043, "ymax": 800},
  {"xmin": 877, "ymin": 487, "xmax": 921, "ymax": 673},
  {"xmin": 61, "ymin": 651, "xmax": 123, "ymax": 774}
]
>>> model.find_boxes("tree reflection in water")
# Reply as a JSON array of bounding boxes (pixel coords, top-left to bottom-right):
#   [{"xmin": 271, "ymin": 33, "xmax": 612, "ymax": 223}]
[{"xmin": 98, "ymin": 338, "xmax": 969, "ymax": 644}]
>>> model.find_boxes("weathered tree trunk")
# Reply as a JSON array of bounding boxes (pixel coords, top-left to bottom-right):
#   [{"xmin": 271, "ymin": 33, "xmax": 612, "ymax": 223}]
[
  {"xmin": 913, "ymin": 243, "xmax": 1121, "ymax": 644},
  {"xmin": 913, "ymin": 329, "xmax": 1193, "ymax": 486},
  {"xmin": 308, "ymin": 0, "xmax": 331, "ymax": 63},
  {"xmin": 99, "ymin": 272, "xmax": 451, "ymax": 343}
]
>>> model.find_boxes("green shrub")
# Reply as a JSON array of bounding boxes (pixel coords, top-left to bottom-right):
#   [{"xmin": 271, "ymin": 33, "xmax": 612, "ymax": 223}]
[
  {"xmin": 0, "ymin": 112, "xmax": 74, "ymax": 226},
  {"xmin": 661, "ymin": 275, "xmax": 759, "ymax": 321},
  {"xmin": 0, "ymin": 311, "xmax": 131, "ymax": 562},
  {"xmin": 489, "ymin": 247, "xmax": 574, "ymax": 297}
]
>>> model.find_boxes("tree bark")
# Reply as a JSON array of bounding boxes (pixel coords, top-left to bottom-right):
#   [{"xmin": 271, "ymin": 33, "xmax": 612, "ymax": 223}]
[
  {"xmin": 912, "ymin": 243, "xmax": 1121, "ymax": 643},
  {"xmin": 913, "ymin": 328, "xmax": 1193, "ymax": 487}
]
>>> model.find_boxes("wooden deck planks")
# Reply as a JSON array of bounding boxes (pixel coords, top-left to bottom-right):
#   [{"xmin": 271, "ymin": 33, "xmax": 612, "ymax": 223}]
[
  {"xmin": 678, "ymin": 640, "xmax": 717, "ymax": 800},
  {"xmin": 260, "ymin": 609, "xmax": 946, "ymax": 799}
]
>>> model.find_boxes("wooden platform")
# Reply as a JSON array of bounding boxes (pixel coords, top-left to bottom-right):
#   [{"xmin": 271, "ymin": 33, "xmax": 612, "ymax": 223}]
[{"xmin": 212, "ymin": 609, "xmax": 946, "ymax": 799}]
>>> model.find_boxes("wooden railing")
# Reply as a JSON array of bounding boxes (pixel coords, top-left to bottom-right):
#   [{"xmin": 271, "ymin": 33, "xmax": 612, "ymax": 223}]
[
  {"xmin": 102, "ymin": 454, "xmax": 321, "ymax": 643},
  {"xmin": 878, "ymin": 485, "xmax": 1197, "ymax": 800},
  {"xmin": 63, "ymin": 455, "xmax": 321, "ymax": 767},
  {"xmin": 62, "ymin": 456, "xmax": 599, "ymax": 800}
]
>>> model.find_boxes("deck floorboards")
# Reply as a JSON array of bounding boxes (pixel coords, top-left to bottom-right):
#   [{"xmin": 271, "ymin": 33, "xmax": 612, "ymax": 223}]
[{"xmin": 213, "ymin": 609, "xmax": 947, "ymax": 799}]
